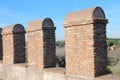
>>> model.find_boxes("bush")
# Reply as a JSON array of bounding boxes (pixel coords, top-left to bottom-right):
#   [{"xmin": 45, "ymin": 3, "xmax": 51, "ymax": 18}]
[
  {"xmin": 108, "ymin": 47, "xmax": 120, "ymax": 74},
  {"xmin": 108, "ymin": 47, "xmax": 120, "ymax": 64},
  {"xmin": 106, "ymin": 38, "xmax": 120, "ymax": 47},
  {"xmin": 112, "ymin": 62, "xmax": 120, "ymax": 74},
  {"xmin": 107, "ymin": 66, "xmax": 112, "ymax": 73},
  {"xmin": 55, "ymin": 55, "xmax": 65, "ymax": 67},
  {"xmin": 56, "ymin": 41, "xmax": 65, "ymax": 48},
  {"xmin": 117, "ymin": 40, "xmax": 120, "ymax": 47},
  {"xmin": 107, "ymin": 40, "xmax": 114, "ymax": 46}
]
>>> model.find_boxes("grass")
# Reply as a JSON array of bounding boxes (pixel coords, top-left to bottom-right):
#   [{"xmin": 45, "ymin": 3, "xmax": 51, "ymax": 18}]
[{"xmin": 107, "ymin": 47, "xmax": 120, "ymax": 75}]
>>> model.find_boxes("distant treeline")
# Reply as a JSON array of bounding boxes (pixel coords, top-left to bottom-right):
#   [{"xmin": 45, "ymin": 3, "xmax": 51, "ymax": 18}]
[
  {"xmin": 56, "ymin": 41, "xmax": 65, "ymax": 48},
  {"xmin": 56, "ymin": 38, "xmax": 120, "ymax": 48},
  {"xmin": 107, "ymin": 38, "xmax": 120, "ymax": 47}
]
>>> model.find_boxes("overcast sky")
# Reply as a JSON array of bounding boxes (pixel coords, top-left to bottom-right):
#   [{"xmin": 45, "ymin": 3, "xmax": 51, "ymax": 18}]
[{"xmin": 0, "ymin": 0, "xmax": 120, "ymax": 40}]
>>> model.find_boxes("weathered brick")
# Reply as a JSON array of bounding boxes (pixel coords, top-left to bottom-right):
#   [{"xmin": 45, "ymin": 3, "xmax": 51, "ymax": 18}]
[
  {"xmin": 27, "ymin": 18, "xmax": 56, "ymax": 69},
  {"xmin": 63, "ymin": 7, "xmax": 108, "ymax": 79},
  {"xmin": 2, "ymin": 24, "xmax": 26, "ymax": 64}
]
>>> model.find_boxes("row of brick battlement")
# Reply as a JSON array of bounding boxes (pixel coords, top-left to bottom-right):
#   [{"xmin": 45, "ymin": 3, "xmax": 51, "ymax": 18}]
[
  {"xmin": 0, "ymin": 7, "xmax": 108, "ymax": 80},
  {"xmin": 0, "ymin": 18, "xmax": 56, "ymax": 68}
]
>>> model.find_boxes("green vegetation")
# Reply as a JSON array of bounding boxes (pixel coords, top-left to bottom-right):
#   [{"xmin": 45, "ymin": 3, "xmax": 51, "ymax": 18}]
[
  {"xmin": 105, "ymin": 38, "xmax": 120, "ymax": 75},
  {"xmin": 106, "ymin": 38, "xmax": 120, "ymax": 47},
  {"xmin": 56, "ymin": 39, "xmax": 120, "ymax": 47},
  {"xmin": 56, "ymin": 41, "xmax": 65, "ymax": 48},
  {"xmin": 108, "ymin": 47, "xmax": 120, "ymax": 75}
]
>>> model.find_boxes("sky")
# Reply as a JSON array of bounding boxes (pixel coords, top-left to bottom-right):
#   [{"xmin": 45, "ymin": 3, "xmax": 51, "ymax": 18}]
[{"xmin": 0, "ymin": 0, "xmax": 120, "ymax": 40}]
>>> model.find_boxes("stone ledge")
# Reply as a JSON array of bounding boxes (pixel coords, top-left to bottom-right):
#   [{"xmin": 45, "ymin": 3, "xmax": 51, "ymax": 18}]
[
  {"xmin": 14, "ymin": 63, "xmax": 28, "ymax": 67},
  {"xmin": 0, "ymin": 60, "xmax": 2, "ymax": 63},
  {"xmin": 44, "ymin": 67, "xmax": 65, "ymax": 74}
]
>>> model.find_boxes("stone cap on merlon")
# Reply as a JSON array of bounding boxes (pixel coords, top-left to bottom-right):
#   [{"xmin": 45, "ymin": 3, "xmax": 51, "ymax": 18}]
[
  {"xmin": 27, "ymin": 18, "xmax": 56, "ymax": 32},
  {"xmin": 63, "ymin": 7, "xmax": 108, "ymax": 27},
  {"xmin": 2, "ymin": 24, "xmax": 26, "ymax": 35}
]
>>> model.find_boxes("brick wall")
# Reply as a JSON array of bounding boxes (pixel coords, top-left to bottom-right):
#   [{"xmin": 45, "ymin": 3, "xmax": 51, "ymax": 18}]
[
  {"xmin": 2, "ymin": 24, "xmax": 26, "ymax": 64},
  {"xmin": 27, "ymin": 18, "xmax": 56, "ymax": 69},
  {"xmin": 63, "ymin": 7, "xmax": 108, "ymax": 79}
]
